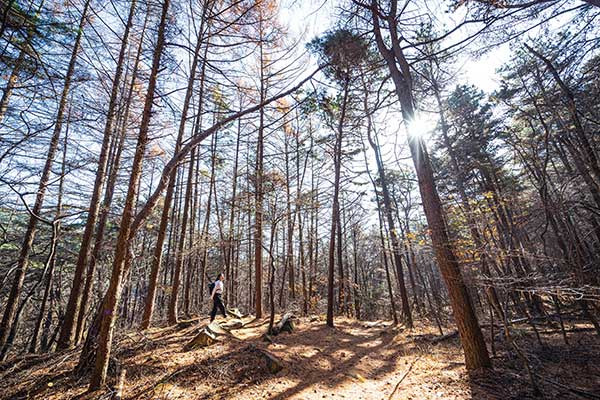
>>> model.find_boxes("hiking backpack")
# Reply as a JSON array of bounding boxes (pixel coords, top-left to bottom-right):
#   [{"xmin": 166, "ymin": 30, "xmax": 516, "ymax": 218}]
[{"xmin": 208, "ymin": 280, "xmax": 216, "ymax": 295}]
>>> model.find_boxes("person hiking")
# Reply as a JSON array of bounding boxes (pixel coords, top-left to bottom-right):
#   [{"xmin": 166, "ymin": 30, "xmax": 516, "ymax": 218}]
[{"xmin": 209, "ymin": 273, "xmax": 227, "ymax": 323}]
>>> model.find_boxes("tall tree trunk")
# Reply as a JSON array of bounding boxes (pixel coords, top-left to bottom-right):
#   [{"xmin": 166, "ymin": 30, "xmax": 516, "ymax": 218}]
[
  {"xmin": 361, "ymin": 124, "xmax": 399, "ymax": 324},
  {"xmin": 285, "ymin": 131, "xmax": 296, "ymax": 301},
  {"xmin": 199, "ymin": 129, "xmax": 218, "ymax": 299},
  {"xmin": 184, "ymin": 146, "xmax": 200, "ymax": 316},
  {"xmin": 168, "ymin": 149, "xmax": 196, "ymax": 324},
  {"xmin": 75, "ymin": 27, "xmax": 142, "ymax": 344},
  {"xmin": 140, "ymin": 6, "xmax": 210, "ymax": 328},
  {"xmin": 28, "ymin": 122, "xmax": 68, "ymax": 354},
  {"xmin": 366, "ymin": 120, "xmax": 412, "ymax": 326},
  {"xmin": 88, "ymin": 0, "xmax": 170, "ymax": 388},
  {"xmin": 254, "ymin": 35, "xmax": 266, "ymax": 319},
  {"xmin": 0, "ymin": 0, "xmax": 90, "ymax": 351},
  {"xmin": 267, "ymin": 218, "xmax": 279, "ymax": 334},
  {"xmin": 336, "ymin": 198, "xmax": 345, "ymax": 314},
  {"xmin": 378, "ymin": 208, "xmax": 399, "ymax": 325},
  {"xmin": 369, "ymin": 0, "xmax": 490, "ymax": 369},
  {"xmin": 326, "ymin": 78, "xmax": 349, "ymax": 327},
  {"xmin": 58, "ymin": 0, "xmax": 138, "ymax": 350},
  {"xmin": 361, "ymin": 72, "xmax": 412, "ymax": 325},
  {"xmin": 76, "ymin": 6, "xmax": 149, "ymax": 344},
  {"xmin": 351, "ymin": 226, "xmax": 361, "ymax": 319},
  {"xmin": 225, "ymin": 94, "xmax": 243, "ymax": 304}
]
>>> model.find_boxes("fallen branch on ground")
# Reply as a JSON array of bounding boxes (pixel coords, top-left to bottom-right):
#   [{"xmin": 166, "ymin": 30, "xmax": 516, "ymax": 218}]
[
  {"xmin": 388, "ymin": 356, "xmax": 420, "ymax": 400},
  {"xmin": 535, "ymin": 373, "xmax": 600, "ymax": 400}
]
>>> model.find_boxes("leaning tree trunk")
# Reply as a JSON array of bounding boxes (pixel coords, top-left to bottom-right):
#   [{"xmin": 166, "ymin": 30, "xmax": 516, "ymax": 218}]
[
  {"xmin": 0, "ymin": 0, "xmax": 90, "ymax": 351},
  {"xmin": 75, "ymin": 4, "xmax": 149, "ymax": 345},
  {"xmin": 404, "ymin": 96, "xmax": 491, "ymax": 369},
  {"xmin": 58, "ymin": 0, "xmax": 138, "ymax": 350},
  {"xmin": 88, "ymin": 0, "xmax": 171, "ymax": 389},
  {"xmin": 369, "ymin": 0, "xmax": 490, "ymax": 369},
  {"xmin": 29, "ymin": 125, "xmax": 68, "ymax": 354}
]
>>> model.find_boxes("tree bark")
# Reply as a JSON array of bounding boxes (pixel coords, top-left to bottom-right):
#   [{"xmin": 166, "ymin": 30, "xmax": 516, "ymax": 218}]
[
  {"xmin": 326, "ymin": 78, "xmax": 349, "ymax": 327},
  {"xmin": 369, "ymin": 0, "xmax": 490, "ymax": 369},
  {"xmin": 0, "ymin": 0, "xmax": 90, "ymax": 351},
  {"xmin": 168, "ymin": 149, "xmax": 196, "ymax": 324},
  {"xmin": 140, "ymin": 5, "xmax": 210, "ymax": 328},
  {"xmin": 88, "ymin": 0, "xmax": 171, "ymax": 388},
  {"xmin": 58, "ymin": 0, "xmax": 138, "ymax": 350},
  {"xmin": 75, "ymin": 11, "xmax": 148, "ymax": 342},
  {"xmin": 254, "ymin": 32, "xmax": 266, "ymax": 319}
]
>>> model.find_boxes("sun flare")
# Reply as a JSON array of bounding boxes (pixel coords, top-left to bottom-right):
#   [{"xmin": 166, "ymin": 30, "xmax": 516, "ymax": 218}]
[{"xmin": 407, "ymin": 113, "xmax": 437, "ymax": 139}]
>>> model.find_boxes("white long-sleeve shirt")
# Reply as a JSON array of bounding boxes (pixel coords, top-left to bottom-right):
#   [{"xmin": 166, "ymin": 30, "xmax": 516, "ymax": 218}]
[{"xmin": 211, "ymin": 280, "xmax": 224, "ymax": 298}]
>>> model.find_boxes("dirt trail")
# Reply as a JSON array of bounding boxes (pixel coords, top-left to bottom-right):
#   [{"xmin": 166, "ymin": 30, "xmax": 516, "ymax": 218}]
[{"xmin": 1, "ymin": 316, "xmax": 599, "ymax": 399}]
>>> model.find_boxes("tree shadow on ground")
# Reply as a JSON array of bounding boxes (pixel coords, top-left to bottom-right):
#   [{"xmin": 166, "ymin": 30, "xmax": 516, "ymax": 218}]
[
  {"xmin": 230, "ymin": 320, "xmax": 416, "ymax": 399},
  {"xmin": 124, "ymin": 318, "xmax": 411, "ymax": 400},
  {"xmin": 464, "ymin": 325, "xmax": 600, "ymax": 400}
]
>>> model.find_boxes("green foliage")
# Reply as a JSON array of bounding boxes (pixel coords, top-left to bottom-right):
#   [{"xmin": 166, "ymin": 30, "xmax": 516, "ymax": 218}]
[{"xmin": 307, "ymin": 28, "xmax": 369, "ymax": 82}]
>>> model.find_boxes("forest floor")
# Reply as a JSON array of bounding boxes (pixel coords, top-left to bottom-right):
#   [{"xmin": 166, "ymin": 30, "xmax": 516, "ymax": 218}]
[{"xmin": 1, "ymin": 314, "xmax": 599, "ymax": 400}]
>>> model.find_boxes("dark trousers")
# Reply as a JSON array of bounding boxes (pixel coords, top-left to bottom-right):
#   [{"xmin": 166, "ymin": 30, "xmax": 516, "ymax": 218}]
[{"xmin": 210, "ymin": 293, "xmax": 226, "ymax": 322}]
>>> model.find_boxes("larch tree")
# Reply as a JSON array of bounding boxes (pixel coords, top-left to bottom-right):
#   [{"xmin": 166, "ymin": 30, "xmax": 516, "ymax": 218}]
[
  {"xmin": 58, "ymin": 0, "xmax": 138, "ymax": 350},
  {"xmin": 0, "ymin": 0, "xmax": 91, "ymax": 353}
]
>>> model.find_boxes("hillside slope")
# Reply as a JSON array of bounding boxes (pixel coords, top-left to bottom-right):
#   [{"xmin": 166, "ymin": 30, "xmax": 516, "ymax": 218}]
[{"xmin": 2, "ymin": 317, "xmax": 599, "ymax": 399}]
